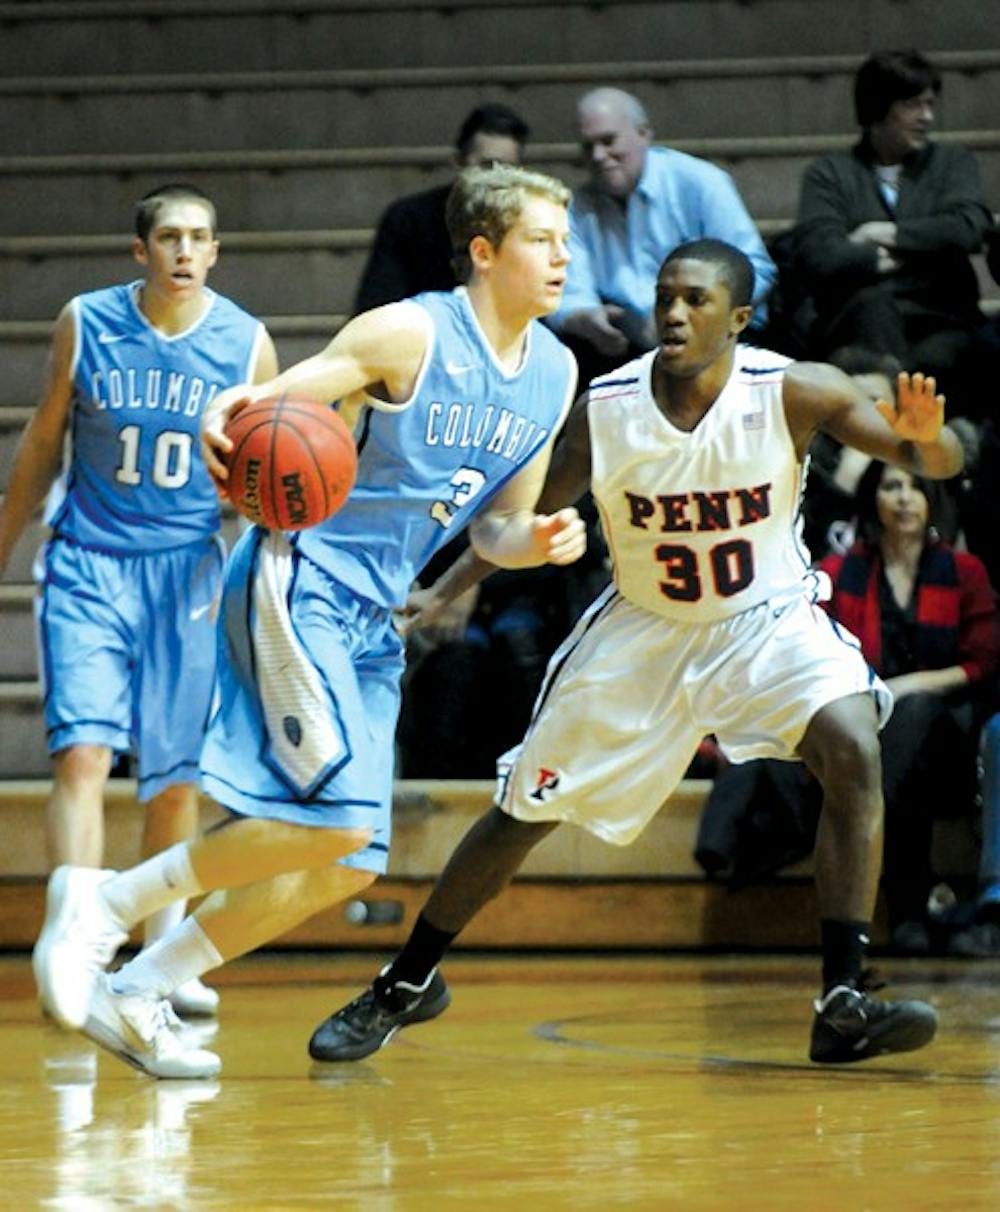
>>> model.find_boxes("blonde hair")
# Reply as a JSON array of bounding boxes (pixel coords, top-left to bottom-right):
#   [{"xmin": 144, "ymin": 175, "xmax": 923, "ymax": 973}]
[{"xmin": 446, "ymin": 164, "xmax": 570, "ymax": 283}]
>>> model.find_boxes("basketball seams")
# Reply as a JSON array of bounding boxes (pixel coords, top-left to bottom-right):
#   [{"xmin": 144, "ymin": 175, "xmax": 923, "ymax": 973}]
[{"xmin": 224, "ymin": 393, "xmax": 356, "ymax": 529}]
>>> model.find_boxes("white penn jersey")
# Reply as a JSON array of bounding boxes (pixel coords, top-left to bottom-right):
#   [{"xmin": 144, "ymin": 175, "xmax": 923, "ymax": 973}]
[{"xmin": 588, "ymin": 344, "xmax": 812, "ymax": 623}]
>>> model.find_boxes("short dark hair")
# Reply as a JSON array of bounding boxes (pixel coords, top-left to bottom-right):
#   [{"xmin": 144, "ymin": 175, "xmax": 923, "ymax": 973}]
[
  {"xmin": 135, "ymin": 183, "xmax": 217, "ymax": 242},
  {"xmin": 454, "ymin": 103, "xmax": 530, "ymax": 160},
  {"xmin": 853, "ymin": 50, "xmax": 941, "ymax": 128},
  {"xmin": 661, "ymin": 239, "xmax": 755, "ymax": 308},
  {"xmin": 853, "ymin": 458, "xmax": 934, "ymax": 543}
]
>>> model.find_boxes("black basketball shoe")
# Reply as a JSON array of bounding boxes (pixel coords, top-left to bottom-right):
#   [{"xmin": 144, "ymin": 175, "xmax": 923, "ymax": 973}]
[
  {"xmin": 309, "ymin": 968, "xmax": 452, "ymax": 1062},
  {"xmin": 809, "ymin": 984, "xmax": 938, "ymax": 1063}
]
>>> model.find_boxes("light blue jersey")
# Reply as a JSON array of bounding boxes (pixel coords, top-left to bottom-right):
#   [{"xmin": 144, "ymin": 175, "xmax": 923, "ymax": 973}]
[
  {"xmin": 36, "ymin": 279, "xmax": 265, "ymax": 795},
  {"xmin": 295, "ymin": 288, "xmax": 577, "ymax": 607},
  {"xmin": 201, "ymin": 288, "xmax": 577, "ymax": 871},
  {"xmin": 47, "ymin": 281, "xmax": 264, "ymax": 551}
]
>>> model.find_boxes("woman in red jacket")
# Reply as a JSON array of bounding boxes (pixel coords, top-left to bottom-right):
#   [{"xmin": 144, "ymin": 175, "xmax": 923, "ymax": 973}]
[{"xmin": 819, "ymin": 459, "xmax": 999, "ymax": 952}]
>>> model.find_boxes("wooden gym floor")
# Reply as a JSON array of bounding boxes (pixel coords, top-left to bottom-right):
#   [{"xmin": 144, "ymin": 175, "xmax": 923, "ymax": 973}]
[{"xmin": 2, "ymin": 950, "xmax": 999, "ymax": 1210}]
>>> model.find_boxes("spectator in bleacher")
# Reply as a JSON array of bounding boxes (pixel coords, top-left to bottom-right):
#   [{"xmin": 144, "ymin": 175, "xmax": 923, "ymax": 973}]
[
  {"xmin": 956, "ymin": 225, "xmax": 1000, "ymax": 594},
  {"xmin": 549, "ymin": 87, "xmax": 776, "ymax": 386},
  {"xmin": 794, "ymin": 49, "xmax": 993, "ymax": 420},
  {"xmin": 817, "ymin": 458, "xmax": 999, "ymax": 954},
  {"xmin": 0, "ymin": 183, "xmax": 279, "ymax": 1019},
  {"xmin": 354, "ymin": 102, "xmax": 529, "ymax": 313}
]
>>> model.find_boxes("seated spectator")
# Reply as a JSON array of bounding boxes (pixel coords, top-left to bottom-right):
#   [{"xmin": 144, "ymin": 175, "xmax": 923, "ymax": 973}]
[
  {"xmin": 957, "ymin": 225, "xmax": 1000, "ymax": 592},
  {"xmin": 354, "ymin": 102, "xmax": 529, "ymax": 312},
  {"xmin": 794, "ymin": 49, "xmax": 993, "ymax": 419},
  {"xmin": 550, "ymin": 86, "xmax": 775, "ymax": 386},
  {"xmin": 818, "ymin": 459, "xmax": 999, "ymax": 953}
]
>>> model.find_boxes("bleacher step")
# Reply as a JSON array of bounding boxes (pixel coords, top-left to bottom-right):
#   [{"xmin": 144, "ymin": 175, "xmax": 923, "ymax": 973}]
[{"xmin": 0, "ymin": 776, "xmax": 827, "ymax": 950}]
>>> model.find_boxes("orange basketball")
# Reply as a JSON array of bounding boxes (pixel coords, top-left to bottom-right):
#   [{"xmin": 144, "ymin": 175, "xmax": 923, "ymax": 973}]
[{"xmin": 224, "ymin": 394, "xmax": 357, "ymax": 530}]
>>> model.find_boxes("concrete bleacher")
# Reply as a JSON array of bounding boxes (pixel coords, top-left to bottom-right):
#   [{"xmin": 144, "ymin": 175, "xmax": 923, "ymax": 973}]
[
  {"xmin": 0, "ymin": 0, "xmax": 993, "ymax": 949},
  {"xmin": 0, "ymin": 0, "xmax": 986, "ymax": 76},
  {"xmin": 0, "ymin": 776, "xmax": 828, "ymax": 951},
  {"xmin": 4, "ymin": 53, "xmax": 1000, "ymax": 156}
]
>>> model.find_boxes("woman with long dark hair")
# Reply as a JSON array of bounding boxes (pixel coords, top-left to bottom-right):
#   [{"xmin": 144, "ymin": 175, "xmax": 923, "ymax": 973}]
[{"xmin": 819, "ymin": 460, "xmax": 999, "ymax": 951}]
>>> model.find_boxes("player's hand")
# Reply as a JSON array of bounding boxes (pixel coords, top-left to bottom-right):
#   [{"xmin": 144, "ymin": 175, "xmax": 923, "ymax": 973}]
[
  {"xmin": 531, "ymin": 507, "xmax": 586, "ymax": 566},
  {"xmin": 200, "ymin": 384, "xmax": 255, "ymax": 494},
  {"xmin": 875, "ymin": 371, "xmax": 945, "ymax": 443},
  {"xmin": 394, "ymin": 583, "xmax": 479, "ymax": 642}
]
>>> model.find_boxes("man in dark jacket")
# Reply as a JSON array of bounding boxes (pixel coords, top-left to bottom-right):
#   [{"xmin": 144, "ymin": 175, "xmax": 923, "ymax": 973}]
[
  {"xmin": 353, "ymin": 103, "xmax": 529, "ymax": 313},
  {"xmin": 794, "ymin": 49, "xmax": 992, "ymax": 418}
]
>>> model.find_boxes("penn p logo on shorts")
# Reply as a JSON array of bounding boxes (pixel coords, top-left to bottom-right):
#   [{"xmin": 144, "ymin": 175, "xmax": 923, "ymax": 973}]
[{"xmin": 529, "ymin": 767, "xmax": 561, "ymax": 802}]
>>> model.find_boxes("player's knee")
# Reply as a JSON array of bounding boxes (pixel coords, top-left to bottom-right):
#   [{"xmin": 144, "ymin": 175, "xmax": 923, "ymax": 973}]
[
  {"xmin": 829, "ymin": 727, "xmax": 877, "ymax": 785},
  {"xmin": 52, "ymin": 744, "xmax": 114, "ymax": 790},
  {"xmin": 314, "ymin": 825, "xmax": 374, "ymax": 863},
  {"xmin": 146, "ymin": 782, "xmax": 197, "ymax": 815},
  {"xmin": 489, "ymin": 804, "xmax": 557, "ymax": 852},
  {"xmin": 818, "ymin": 726, "xmax": 882, "ymax": 799}
]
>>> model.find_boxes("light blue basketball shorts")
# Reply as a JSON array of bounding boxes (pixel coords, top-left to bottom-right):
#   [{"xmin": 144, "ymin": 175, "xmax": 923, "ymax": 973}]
[
  {"xmin": 35, "ymin": 535, "xmax": 225, "ymax": 802},
  {"xmin": 199, "ymin": 528, "xmax": 406, "ymax": 875}
]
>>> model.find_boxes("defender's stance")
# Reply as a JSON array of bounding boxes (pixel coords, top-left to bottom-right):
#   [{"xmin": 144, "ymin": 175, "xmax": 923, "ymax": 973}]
[
  {"xmin": 32, "ymin": 165, "xmax": 584, "ymax": 1078},
  {"xmin": 311, "ymin": 239, "xmax": 960, "ymax": 1066}
]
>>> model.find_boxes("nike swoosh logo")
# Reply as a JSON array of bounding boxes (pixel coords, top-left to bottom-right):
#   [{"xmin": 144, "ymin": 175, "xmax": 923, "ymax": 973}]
[
  {"xmin": 189, "ymin": 603, "xmax": 213, "ymax": 621},
  {"xmin": 445, "ymin": 360, "xmax": 476, "ymax": 375},
  {"xmin": 97, "ymin": 332, "xmax": 127, "ymax": 345}
]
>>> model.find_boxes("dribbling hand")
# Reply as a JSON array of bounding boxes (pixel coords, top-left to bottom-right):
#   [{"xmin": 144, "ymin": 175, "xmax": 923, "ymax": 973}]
[
  {"xmin": 200, "ymin": 384, "xmax": 255, "ymax": 494},
  {"xmin": 875, "ymin": 371, "xmax": 946, "ymax": 443}
]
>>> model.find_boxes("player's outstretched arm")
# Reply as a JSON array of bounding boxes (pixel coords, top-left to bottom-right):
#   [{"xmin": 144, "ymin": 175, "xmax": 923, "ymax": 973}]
[
  {"xmin": 0, "ymin": 307, "xmax": 74, "ymax": 577},
  {"xmin": 785, "ymin": 363, "xmax": 963, "ymax": 481}
]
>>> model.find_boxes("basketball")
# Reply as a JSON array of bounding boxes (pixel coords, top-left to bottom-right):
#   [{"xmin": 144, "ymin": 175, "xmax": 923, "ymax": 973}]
[{"xmin": 224, "ymin": 394, "xmax": 357, "ymax": 530}]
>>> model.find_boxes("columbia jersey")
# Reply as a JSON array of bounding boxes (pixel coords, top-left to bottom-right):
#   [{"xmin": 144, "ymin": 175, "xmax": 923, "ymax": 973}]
[
  {"xmin": 296, "ymin": 288, "xmax": 576, "ymax": 607},
  {"xmin": 47, "ymin": 281, "xmax": 265, "ymax": 550},
  {"xmin": 589, "ymin": 345, "xmax": 810, "ymax": 622}
]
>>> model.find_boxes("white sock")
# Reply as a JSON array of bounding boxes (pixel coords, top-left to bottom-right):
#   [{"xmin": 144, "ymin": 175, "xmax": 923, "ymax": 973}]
[
  {"xmin": 111, "ymin": 917, "xmax": 223, "ymax": 1001},
  {"xmin": 142, "ymin": 899, "xmax": 187, "ymax": 946},
  {"xmin": 101, "ymin": 844, "xmax": 202, "ymax": 931}
]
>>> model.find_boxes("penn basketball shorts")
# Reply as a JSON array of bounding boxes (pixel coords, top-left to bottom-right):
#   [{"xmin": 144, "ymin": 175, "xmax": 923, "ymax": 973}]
[{"xmin": 496, "ymin": 584, "xmax": 892, "ymax": 846}]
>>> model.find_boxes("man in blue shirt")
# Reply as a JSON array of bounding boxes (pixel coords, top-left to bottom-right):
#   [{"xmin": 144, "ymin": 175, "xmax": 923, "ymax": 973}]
[{"xmin": 551, "ymin": 87, "xmax": 776, "ymax": 384}]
